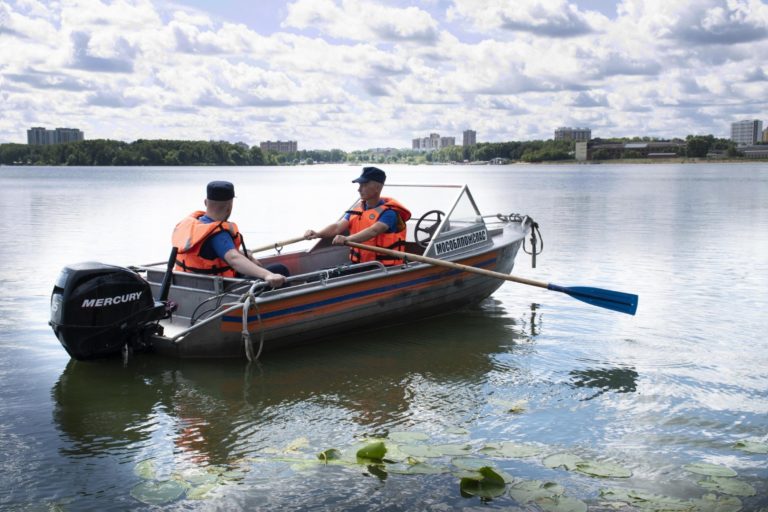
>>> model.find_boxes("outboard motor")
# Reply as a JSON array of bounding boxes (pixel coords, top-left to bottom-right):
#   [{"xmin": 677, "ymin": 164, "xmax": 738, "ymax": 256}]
[{"xmin": 50, "ymin": 262, "xmax": 166, "ymax": 360}]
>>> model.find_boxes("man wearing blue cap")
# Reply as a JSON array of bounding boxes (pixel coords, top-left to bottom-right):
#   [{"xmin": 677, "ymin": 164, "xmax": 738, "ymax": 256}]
[
  {"xmin": 172, "ymin": 181, "xmax": 287, "ymax": 287},
  {"xmin": 304, "ymin": 167, "xmax": 411, "ymax": 266}
]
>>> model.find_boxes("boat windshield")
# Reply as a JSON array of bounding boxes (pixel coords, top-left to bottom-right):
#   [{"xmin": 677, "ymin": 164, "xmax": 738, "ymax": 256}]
[{"xmin": 384, "ymin": 184, "xmax": 483, "ymax": 242}]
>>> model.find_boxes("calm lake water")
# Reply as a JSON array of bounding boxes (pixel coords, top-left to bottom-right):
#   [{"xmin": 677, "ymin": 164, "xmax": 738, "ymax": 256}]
[{"xmin": 1, "ymin": 163, "xmax": 767, "ymax": 511}]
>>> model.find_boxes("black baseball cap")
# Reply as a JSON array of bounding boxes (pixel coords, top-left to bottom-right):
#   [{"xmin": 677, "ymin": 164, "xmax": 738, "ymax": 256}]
[
  {"xmin": 207, "ymin": 181, "xmax": 235, "ymax": 201},
  {"xmin": 352, "ymin": 166, "xmax": 386, "ymax": 184}
]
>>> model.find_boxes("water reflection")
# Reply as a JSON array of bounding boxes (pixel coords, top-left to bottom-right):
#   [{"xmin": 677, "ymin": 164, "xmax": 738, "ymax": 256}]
[
  {"xmin": 569, "ymin": 366, "xmax": 639, "ymax": 400},
  {"xmin": 52, "ymin": 306, "xmax": 527, "ymax": 466}
]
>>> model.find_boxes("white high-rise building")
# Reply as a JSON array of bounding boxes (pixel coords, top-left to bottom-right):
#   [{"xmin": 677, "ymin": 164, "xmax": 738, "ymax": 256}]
[
  {"xmin": 731, "ymin": 120, "xmax": 763, "ymax": 146},
  {"xmin": 27, "ymin": 127, "xmax": 84, "ymax": 145},
  {"xmin": 411, "ymin": 133, "xmax": 455, "ymax": 151}
]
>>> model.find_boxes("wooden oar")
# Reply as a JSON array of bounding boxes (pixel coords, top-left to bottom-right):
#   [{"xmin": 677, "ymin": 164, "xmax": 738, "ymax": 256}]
[
  {"xmin": 247, "ymin": 235, "xmax": 307, "ymax": 255},
  {"xmin": 345, "ymin": 241, "xmax": 638, "ymax": 316},
  {"xmin": 141, "ymin": 235, "xmax": 308, "ymax": 267}
]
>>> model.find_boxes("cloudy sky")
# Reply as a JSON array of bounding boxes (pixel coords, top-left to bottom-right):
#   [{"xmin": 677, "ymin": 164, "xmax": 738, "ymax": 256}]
[{"xmin": 1, "ymin": 0, "xmax": 767, "ymax": 150}]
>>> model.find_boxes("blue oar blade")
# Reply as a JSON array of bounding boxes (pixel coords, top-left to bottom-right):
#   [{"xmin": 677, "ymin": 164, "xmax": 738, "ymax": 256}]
[{"xmin": 547, "ymin": 284, "xmax": 638, "ymax": 315}]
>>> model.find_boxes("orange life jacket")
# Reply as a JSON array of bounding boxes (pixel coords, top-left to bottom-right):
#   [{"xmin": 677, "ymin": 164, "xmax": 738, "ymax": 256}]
[
  {"xmin": 172, "ymin": 211, "xmax": 243, "ymax": 277},
  {"xmin": 347, "ymin": 197, "xmax": 411, "ymax": 266}
]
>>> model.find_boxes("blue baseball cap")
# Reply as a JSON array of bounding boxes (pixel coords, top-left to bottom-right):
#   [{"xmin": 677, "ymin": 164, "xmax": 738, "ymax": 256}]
[{"xmin": 352, "ymin": 166, "xmax": 386, "ymax": 184}]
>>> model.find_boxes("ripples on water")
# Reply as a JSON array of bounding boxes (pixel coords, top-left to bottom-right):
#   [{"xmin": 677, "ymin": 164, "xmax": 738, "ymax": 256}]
[{"xmin": 0, "ymin": 164, "xmax": 767, "ymax": 509}]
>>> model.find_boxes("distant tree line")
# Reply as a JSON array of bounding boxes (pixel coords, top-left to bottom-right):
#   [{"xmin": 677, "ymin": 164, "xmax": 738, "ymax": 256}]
[
  {"xmin": 0, "ymin": 139, "xmax": 271, "ymax": 166},
  {"xmin": 0, "ymin": 135, "xmax": 756, "ymax": 166}
]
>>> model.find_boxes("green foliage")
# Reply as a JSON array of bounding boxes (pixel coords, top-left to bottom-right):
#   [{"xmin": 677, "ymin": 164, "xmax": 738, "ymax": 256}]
[{"xmin": 0, "ymin": 139, "xmax": 268, "ymax": 166}]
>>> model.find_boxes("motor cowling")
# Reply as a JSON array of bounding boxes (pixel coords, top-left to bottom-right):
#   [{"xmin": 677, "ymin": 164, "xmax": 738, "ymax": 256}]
[{"xmin": 50, "ymin": 262, "xmax": 165, "ymax": 360}]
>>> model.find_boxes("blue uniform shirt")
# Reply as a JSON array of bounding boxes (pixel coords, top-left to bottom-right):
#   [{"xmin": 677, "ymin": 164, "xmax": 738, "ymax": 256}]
[
  {"xmin": 199, "ymin": 215, "xmax": 237, "ymax": 260},
  {"xmin": 344, "ymin": 201, "xmax": 398, "ymax": 232}
]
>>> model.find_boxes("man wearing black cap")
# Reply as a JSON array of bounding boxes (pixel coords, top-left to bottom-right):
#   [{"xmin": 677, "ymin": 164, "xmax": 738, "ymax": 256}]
[
  {"xmin": 172, "ymin": 181, "xmax": 287, "ymax": 287},
  {"xmin": 304, "ymin": 167, "xmax": 411, "ymax": 266}
]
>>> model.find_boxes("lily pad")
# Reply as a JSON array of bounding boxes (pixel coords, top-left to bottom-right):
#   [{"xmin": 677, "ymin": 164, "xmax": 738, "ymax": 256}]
[
  {"xmin": 317, "ymin": 448, "xmax": 342, "ymax": 463},
  {"xmin": 509, "ymin": 480, "xmax": 565, "ymax": 503},
  {"xmin": 683, "ymin": 462, "xmax": 737, "ymax": 477},
  {"xmin": 134, "ymin": 459, "xmax": 157, "ymax": 480},
  {"xmin": 689, "ymin": 493, "xmax": 743, "ymax": 512},
  {"xmin": 130, "ymin": 480, "xmax": 186, "ymax": 505},
  {"xmin": 481, "ymin": 442, "xmax": 544, "ymax": 458},
  {"xmin": 433, "ymin": 443, "xmax": 473, "ymax": 456},
  {"xmin": 459, "ymin": 466, "xmax": 507, "ymax": 499},
  {"xmin": 489, "ymin": 398, "xmax": 528, "ymax": 414},
  {"xmin": 698, "ymin": 476, "xmax": 756, "ymax": 497},
  {"xmin": 388, "ymin": 431, "xmax": 429, "ymax": 443},
  {"xmin": 387, "ymin": 462, "xmax": 448, "ymax": 475},
  {"xmin": 536, "ymin": 495, "xmax": 588, "ymax": 512},
  {"xmin": 599, "ymin": 488, "xmax": 691, "ymax": 510},
  {"xmin": 176, "ymin": 469, "xmax": 218, "ymax": 486},
  {"xmin": 574, "ymin": 460, "xmax": 631, "ymax": 478},
  {"xmin": 543, "ymin": 453, "xmax": 584, "ymax": 471},
  {"xmin": 186, "ymin": 482, "xmax": 218, "ymax": 500},
  {"xmin": 284, "ymin": 437, "xmax": 310, "ymax": 453},
  {"xmin": 400, "ymin": 443, "xmax": 471, "ymax": 458},
  {"xmin": 452, "ymin": 457, "xmax": 492, "ymax": 471},
  {"xmin": 446, "ymin": 427, "xmax": 470, "ymax": 436},
  {"xmin": 356, "ymin": 441, "xmax": 387, "ymax": 462},
  {"xmin": 733, "ymin": 440, "xmax": 768, "ymax": 454}
]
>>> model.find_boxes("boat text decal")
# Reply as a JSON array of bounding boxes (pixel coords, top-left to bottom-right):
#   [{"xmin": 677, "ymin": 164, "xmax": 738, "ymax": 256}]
[
  {"xmin": 433, "ymin": 229, "xmax": 488, "ymax": 256},
  {"xmin": 81, "ymin": 291, "xmax": 143, "ymax": 308}
]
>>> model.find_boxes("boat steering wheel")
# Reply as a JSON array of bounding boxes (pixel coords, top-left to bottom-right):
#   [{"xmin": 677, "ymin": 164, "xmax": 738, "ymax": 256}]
[{"xmin": 414, "ymin": 210, "xmax": 445, "ymax": 248}]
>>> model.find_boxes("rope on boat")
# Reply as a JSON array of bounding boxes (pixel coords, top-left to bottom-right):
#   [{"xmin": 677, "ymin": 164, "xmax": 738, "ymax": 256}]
[
  {"xmin": 496, "ymin": 213, "xmax": 543, "ymax": 268},
  {"xmin": 241, "ymin": 285, "xmax": 265, "ymax": 362}
]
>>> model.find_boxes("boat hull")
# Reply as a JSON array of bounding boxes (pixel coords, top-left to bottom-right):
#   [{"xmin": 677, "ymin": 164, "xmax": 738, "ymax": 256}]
[{"xmin": 148, "ymin": 238, "xmax": 523, "ymax": 358}]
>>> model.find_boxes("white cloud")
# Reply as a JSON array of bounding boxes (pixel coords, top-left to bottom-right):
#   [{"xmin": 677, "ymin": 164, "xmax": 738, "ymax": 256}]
[
  {"xmin": 0, "ymin": 0, "xmax": 767, "ymax": 147},
  {"xmin": 284, "ymin": 0, "xmax": 440, "ymax": 43},
  {"xmin": 447, "ymin": 0, "xmax": 607, "ymax": 37}
]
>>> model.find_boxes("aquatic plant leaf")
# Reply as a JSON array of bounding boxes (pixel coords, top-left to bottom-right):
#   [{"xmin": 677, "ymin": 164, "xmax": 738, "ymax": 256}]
[
  {"xmin": 446, "ymin": 427, "xmax": 470, "ymax": 435},
  {"xmin": 683, "ymin": 462, "xmax": 737, "ymax": 477},
  {"xmin": 433, "ymin": 443, "xmax": 473, "ymax": 456},
  {"xmin": 489, "ymin": 398, "xmax": 528, "ymax": 414},
  {"xmin": 698, "ymin": 477, "xmax": 756, "ymax": 497},
  {"xmin": 399, "ymin": 443, "xmax": 470, "ymax": 458},
  {"xmin": 543, "ymin": 453, "xmax": 584, "ymax": 471},
  {"xmin": 509, "ymin": 480, "xmax": 565, "ymax": 503},
  {"xmin": 574, "ymin": 460, "xmax": 631, "ymax": 478},
  {"xmin": 536, "ymin": 496, "xmax": 588, "ymax": 512},
  {"xmin": 186, "ymin": 482, "xmax": 218, "ymax": 500},
  {"xmin": 177, "ymin": 469, "xmax": 218, "ymax": 486},
  {"xmin": 400, "ymin": 444, "xmax": 439, "ymax": 457},
  {"xmin": 220, "ymin": 469, "xmax": 246, "ymax": 480},
  {"xmin": 130, "ymin": 480, "xmax": 186, "ymax": 505},
  {"xmin": 733, "ymin": 440, "xmax": 768, "ymax": 454},
  {"xmin": 284, "ymin": 437, "xmax": 310, "ymax": 453},
  {"xmin": 689, "ymin": 493, "xmax": 743, "ymax": 512},
  {"xmin": 451, "ymin": 457, "xmax": 492, "ymax": 471},
  {"xmin": 388, "ymin": 431, "xmax": 429, "ymax": 443},
  {"xmin": 459, "ymin": 467, "xmax": 507, "ymax": 499},
  {"xmin": 356, "ymin": 441, "xmax": 387, "ymax": 462},
  {"xmin": 317, "ymin": 448, "xmax": 342, "ymax": 463},
  {"xmin": 134, "ymin": 459, "xmax": 157, "ymax": 480},
  {"xmin": 387, "ymin": 462, "xmax": 448, "ymax": 475},
  {"xmin": 481, "ymin": 442, "xmax": 543, "ymax": 458},
  {"xmin": 599, "ymin": 488, "xmax": 690, "ymax": 510}
]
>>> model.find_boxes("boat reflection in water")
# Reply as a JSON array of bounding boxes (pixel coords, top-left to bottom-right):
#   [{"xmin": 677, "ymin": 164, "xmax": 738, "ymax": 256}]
[{"xmin": 52, "ymin": 304, "xmax": 526, "ymax": 466}]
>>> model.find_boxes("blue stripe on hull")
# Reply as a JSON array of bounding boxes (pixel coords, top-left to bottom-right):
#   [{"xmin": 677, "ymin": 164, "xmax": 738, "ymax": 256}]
[{"xmin": 222, "ymin": 257, "xmax": 497, "ymax": 323}]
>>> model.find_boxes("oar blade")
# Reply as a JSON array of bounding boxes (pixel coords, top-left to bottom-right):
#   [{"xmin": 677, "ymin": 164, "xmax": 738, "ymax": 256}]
[{"xmin": 548, "ymin": 284, "xmax": 638, "ymax": 315}]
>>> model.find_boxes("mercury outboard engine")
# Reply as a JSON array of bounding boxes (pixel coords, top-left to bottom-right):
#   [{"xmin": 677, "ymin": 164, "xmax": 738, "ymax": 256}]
[{"xmin": 50, "ymin": 262, "xmax": 168, "ymax": 360}]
